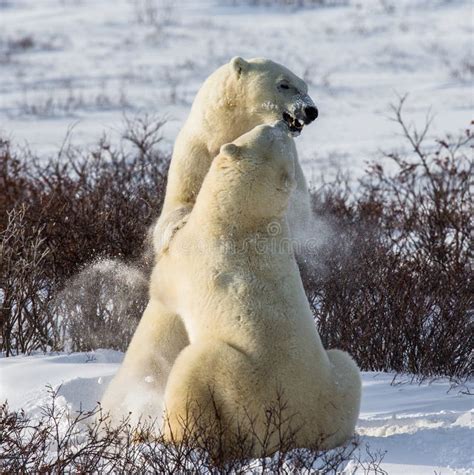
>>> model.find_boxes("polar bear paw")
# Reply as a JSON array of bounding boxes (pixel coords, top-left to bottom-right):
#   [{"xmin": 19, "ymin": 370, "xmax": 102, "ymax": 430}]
[{"xmin": 153, "ymin": 206, "xmax": 192, "ymax": 257}]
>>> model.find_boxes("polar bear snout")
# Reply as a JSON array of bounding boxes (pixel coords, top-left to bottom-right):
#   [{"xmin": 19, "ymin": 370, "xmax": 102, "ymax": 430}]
[
  {"xmin": 282, "ymin": 102, "xmax": 318, "ymax": 135},
  {"xmin": 304, "ymin": 105, "xmax": 318, "ymax": 124}
]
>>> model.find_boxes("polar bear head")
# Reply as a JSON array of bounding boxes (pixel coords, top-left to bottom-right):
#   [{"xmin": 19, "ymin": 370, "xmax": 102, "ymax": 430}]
[
  {"xmin": 228, "ymin": 57, "xmax": 318, "ymax": 136},
  {"xmin": 207, "ymin": 121, "xmax": 297, "ymax": 223},
  {"xmin": 197, "ymin": 57, "xmax": 318, "ymax": 139}
]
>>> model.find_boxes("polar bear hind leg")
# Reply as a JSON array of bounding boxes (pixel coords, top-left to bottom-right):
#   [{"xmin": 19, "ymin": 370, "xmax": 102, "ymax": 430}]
[
  {"xmin": 322, "ymin": 349, "xmax": 362, "ymax": 449},
  {"xmin": 162, "ymin": 340, "xmax": 256, "ymax": 447},
  {"xmin": 100, "ymin": 298, "xmax": 189, "ymax": 425}
]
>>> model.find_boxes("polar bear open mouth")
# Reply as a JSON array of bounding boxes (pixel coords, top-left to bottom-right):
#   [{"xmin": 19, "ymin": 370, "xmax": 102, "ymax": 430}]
[{"xmin": 282, "ymin": 111, "xmax": 304, "ymax": 134}]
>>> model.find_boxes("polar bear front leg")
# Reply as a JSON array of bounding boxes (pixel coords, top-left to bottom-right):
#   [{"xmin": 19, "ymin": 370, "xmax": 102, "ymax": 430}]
[
  {"xmin": 153, "ymin": 205, "xmax": 192, "ymax": 256},
  {"xmin": 154, "ymin": 137, "xmax": 213, "ymax": 255}
]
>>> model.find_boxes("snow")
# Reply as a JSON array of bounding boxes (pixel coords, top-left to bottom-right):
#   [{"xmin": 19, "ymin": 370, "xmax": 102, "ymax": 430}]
[
  {"xmin": 1, "ymin": 0, "xmax": 472, "ymax": 181},
  {"xmin": 0, "ymin": 350, "xmax": 122, "ymax": 413},
  {"xmin": 1, "ymin": 0, "xmax": 473, "ymax": 472},
  {"xmin": 1, "ymin": 351, "xmax": 472, "ymax": 473}
]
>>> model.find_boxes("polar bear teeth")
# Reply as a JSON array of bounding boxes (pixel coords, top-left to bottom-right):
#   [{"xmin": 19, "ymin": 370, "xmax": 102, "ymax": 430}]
[{"xmin": 283, "ymin": 111, "xmax": 304, "ymax": 132}]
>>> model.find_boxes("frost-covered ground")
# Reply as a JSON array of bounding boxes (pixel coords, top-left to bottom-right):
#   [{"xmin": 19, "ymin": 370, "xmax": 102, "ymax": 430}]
[
  {"xmin": 1, "ymin": 0, "xmax": 472, "ymax": 181},
  {"xmin": 0, "ymin": 351, "xmax": 472, "ymax": 474}
]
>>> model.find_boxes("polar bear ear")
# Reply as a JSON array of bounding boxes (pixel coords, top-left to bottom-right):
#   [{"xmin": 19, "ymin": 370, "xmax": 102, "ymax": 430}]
[
  {"xmin": 220, "ymin": 143, "xmax": 241, "ymax": 159},
  {"xmin": 230, "ymin": 56, "xmax": 249, "ymax": 78}
]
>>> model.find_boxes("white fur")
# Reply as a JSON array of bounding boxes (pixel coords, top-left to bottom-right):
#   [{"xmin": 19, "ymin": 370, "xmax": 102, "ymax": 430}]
[
  {"xmin": 99, "ymin": 298, "xmax": 188, "ymax": 426},
  {"xmin": 154, "ymin": 124, "xmax": 361, "ymax": 455},
  {"xmin": 101, "ymin": 58, "xmax": 319, "ymax": 431},
  {"xmin": 154, "ymin": 56, "xmax": 313, "ymax": 255}
]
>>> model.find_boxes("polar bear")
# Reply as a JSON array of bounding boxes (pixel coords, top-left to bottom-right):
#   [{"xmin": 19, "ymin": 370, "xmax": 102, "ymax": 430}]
[
  {"xmin": 101, "ymin": 58, "xmax": 319, "ymax": 428},
  {"xmin": 154, "ymin": 56, "xmax": 318, "ymax": 254},
  {"xmin": 154, "ymin": 122, "xmax": 361, "ymax": 456},
  {"xmin": 99, "ymin": 298, "xmax": 189, "ymax": 427}
]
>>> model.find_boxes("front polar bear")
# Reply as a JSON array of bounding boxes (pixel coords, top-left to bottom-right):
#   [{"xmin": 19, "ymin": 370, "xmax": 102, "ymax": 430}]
[
  {"xmin": 154, "ymin": 122, "xmax": 361, "ymax": 456},
  {"xmin": 154, "ymin": 56, "xmax": 318, "ymax": 254}
]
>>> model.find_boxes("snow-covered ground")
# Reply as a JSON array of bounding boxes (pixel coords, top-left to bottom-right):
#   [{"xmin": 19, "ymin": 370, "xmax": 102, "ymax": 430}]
[
  {"xmin": 1, "ymin": 351, "xmax": 472, "ymax": 474},
  {"xmin": 1, "ymin": 1, "xmax": 473, "ymax": 473},
  {"xmin": 1, "ymin": 0, "xmax": 472, "ymax": 181}
]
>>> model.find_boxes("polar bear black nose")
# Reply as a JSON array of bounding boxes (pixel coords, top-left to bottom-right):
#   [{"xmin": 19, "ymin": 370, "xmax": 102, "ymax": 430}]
[{"xmin": 304, "ymin": 106, "xmax": 318, "ymax": 123}]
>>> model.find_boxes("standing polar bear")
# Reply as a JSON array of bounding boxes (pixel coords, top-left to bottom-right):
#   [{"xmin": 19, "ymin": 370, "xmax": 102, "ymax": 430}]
[
  {"xmin": 154, "ymin": 122, "xmax": 361, "ymax": 455},
  {"xmin": 101, "ymin": 58, "xmax": 319, "ymax": 429},
  {"xmin": 154, "ymin": 56, "xmax": 318, "ymax": 254}
]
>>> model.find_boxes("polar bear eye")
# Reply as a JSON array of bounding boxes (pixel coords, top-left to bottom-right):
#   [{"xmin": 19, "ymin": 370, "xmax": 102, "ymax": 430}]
[{"xmin": 279, "ymin": 83, "xmax": 290, "ymax": 90}]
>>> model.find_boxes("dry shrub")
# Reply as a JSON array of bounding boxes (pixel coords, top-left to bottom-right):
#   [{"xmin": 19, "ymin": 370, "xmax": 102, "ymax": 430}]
[
  {"xmin": 0, "ymin": 116, "xmax": 169, "ymax": 355},
  {"xmin": 1, "ymin": 206, "xmax": 56, "ymax": 355},
  {"xmin": 0, "ymin": 387, "xmax": 386, "ymax": 474},
  {"xmin": 0, "ymin": 98, "xmax": 472, "ymax": 380},
  {"xmin": 304, "ymin": 97, "xmax": 473, "ymax": 379}
]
